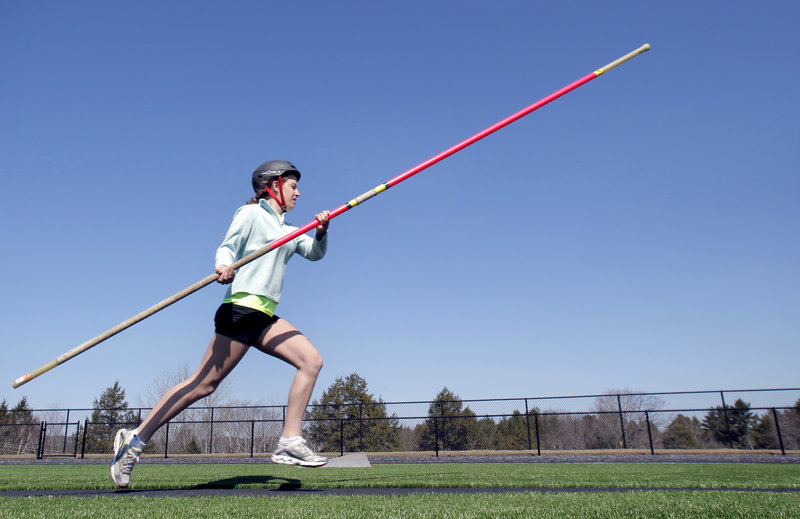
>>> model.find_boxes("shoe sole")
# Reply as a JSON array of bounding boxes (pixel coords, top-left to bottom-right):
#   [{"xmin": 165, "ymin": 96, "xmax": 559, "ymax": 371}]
[
  {"xmin": 110, "ymin": 465, "xmax": 128, "ymax": 488},
  {"xmin": 110, "ymin": 429, "xmax": 130, "ymax": 488},
  {"xmin": 271, "ymin": 454, "xmax": 327, "ymax": 467}
]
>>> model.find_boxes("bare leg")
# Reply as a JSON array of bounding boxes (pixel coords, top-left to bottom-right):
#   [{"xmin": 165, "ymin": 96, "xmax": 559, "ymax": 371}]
[
  {"xmin": 253, "ymin": 318, "xmax": 323, "ymax": 438},
  {"xmin": 136, "ymin": 334, "xmax": 249, "ymax": 442}
]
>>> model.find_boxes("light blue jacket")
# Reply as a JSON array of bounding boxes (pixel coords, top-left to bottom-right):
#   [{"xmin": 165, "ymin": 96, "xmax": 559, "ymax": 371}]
[{"xmin": 214, "ymin": 199, "xmax": 327, "ymax": 303}]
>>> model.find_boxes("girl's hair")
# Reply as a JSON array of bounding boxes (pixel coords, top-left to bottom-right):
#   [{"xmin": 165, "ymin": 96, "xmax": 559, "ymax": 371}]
[{"xmin": 247, "ymin": 190, "xmax": 269, "ymax": 205}]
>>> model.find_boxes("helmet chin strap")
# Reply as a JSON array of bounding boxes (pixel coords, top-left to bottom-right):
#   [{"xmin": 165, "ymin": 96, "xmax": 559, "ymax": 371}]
[{"xmin": 265, "ymin": 179, "xmax": 287, "ymax": 213}]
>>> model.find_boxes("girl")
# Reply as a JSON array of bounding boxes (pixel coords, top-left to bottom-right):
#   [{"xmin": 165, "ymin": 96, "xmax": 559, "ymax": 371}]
[{"xmin": 111, "ymin": 160, "xmax": 331, "ymax": 488}]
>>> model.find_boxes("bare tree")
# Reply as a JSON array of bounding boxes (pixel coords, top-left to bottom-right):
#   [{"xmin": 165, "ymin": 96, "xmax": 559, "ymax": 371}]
[
  {"xmin": 594, "ymin": 388, "xmax": 666, "ymax": 414},
  {"xmin": 588, "ymin": 389, "xmax": 667, "ymax": 449},
  {"xmin": 37, "ymin": 405, "xmax": 76, "ymax": 456},
  {"xmin": 208, "ymin": 400, "xmax": 284, "ymax": 454},
  {"xmin": 134, "ymin": 365, "xmax": 292, "ymax": 455},
  {"xmin": 137, "ymin": 364, "xmax": 232, "ymax": 410},
  {"xmin": 136, "ymin": 364, "xmax": 234, "ymax": 454}
]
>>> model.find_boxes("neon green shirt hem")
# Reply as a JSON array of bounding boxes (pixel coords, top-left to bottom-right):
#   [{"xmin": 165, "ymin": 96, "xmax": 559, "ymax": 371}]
[{"xmin": 223, "ymin": 292, "xmax": 278, "ymax": 316}]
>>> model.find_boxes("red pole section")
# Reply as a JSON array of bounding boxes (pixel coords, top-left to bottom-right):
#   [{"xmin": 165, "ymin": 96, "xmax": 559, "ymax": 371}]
[
  {"xmin": 12, "ymin": 44, "xmax": 649, "ymax": 389},
  {"xmin": 250, "ymin": 75, "xmax": 601, "ymax": 248},
  {"xmin": 267, "ymin": 44, "xmax": 651, "ymax": 245},
  {"xmin": 385, "ymin": 74, "xmax": 597, "ymax": 189}
]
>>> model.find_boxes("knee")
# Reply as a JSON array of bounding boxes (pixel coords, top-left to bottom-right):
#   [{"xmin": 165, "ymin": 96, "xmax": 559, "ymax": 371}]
[{"xmin": 306, "ymin": 351, "xmax": 323, "ymax": 376}]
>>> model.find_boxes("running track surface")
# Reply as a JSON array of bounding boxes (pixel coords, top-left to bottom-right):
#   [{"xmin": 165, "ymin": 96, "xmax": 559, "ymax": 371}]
[
  {"xmin": 2, "ymin": 453, "xmax": 798, "ymax": 498},
  {"xmin": 2, "ymin": 486, "xmax": 800, "ymax": 498}
]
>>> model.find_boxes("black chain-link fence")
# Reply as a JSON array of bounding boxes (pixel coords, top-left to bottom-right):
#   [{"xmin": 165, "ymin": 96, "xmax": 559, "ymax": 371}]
[{"xmin": 4, "ymin": 388, "xmax": 798, "ymax": 458}]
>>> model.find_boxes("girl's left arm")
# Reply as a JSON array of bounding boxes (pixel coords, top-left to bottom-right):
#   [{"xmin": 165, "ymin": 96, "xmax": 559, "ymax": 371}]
[
  {"xmin": 296, "ymin": 211, "xmax": 329, "ymax": 261},
  {"xmin": 314, "ymin": 210, "xmax": 330, "ymax": 240}
]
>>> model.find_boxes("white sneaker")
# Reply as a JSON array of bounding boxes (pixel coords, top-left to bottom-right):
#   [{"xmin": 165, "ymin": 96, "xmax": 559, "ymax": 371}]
[
  {"xmin": 110, "ymin": 429, "xmax": 143, "ymax": 488},
  {"xmin": 271, "ymin": 438, "xmax": 328, "ymax": 467}
]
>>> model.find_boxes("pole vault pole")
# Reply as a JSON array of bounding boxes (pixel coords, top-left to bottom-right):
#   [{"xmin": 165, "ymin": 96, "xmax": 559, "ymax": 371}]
[{"xmin": 12, "ymin": 43, "xmax": 650, "ymax": 389}]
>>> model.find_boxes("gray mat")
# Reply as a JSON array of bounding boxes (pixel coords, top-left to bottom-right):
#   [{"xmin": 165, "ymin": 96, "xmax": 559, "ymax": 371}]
[{"xmin": 324, "ymin": 452, "xmax": 371, "ymax": 468}]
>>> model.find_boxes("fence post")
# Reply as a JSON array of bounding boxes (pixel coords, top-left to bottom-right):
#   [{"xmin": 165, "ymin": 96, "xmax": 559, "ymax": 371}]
[
  {"xmin": 209, "ymin": 407, "xmax": 215, "ymax": 455},
  {"xmin": 73, "ymin": 422, "xmax": 80, "ymax": 457},
  {"xmin": 359, "ymin": 403, "xmax": 364, "ymax": 452},
  {"xmin": 645, "ymin": 411, "xmax": 654, "ymax": 455},
  {"xmin": 339, "ymin": 417, "xmax": 344, "ymax": 456},
  {"xmin": 250, "ymin": 421, "xmax": 255, "ymax": 458},
  {"xmin": 80, "ymin": 419, "xmax": 88, "ymax": 459},
  {"xmin": 720, "ymin": 391, "xmax": 734, "ymax": 448},
  {"xmin": 772, "ymin": 408, "xmax": 786, "ymax": 456},
  {"xmin": 164, "ymin": 422, "xmax": 170, "ymax": 459},
  {"xmin": 534, "ymin": 413, "xmax": 541, "ymax": 456},
  {"xmin": 433, "ymin": 413, "xmax": 440, "ymax": 458},
  {"xmin": 617, "ymin": 394, "xmax": 627, "ymax": 449},
  {"xmin": 439, "ymin": 403, "xmax": 446, "ymax": 452},
  {"xmin": 524, "ymin": 399, "xmax": 532, "ymax": 451},
  {"xmin": 37, "ymin": 422, "xmax": 45, "ymax": 459},
  {"xmin": 63, "ymin": 409, "xmax": 70, "ymax": 454}
]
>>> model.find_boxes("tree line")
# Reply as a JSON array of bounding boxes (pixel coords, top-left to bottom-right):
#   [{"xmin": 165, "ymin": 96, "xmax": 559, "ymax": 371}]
[
  {"xmin": 0, "ymin": 397, "xmax": 36, "ymax": 455},
  {"xmin": 303, "ymin": 374, "xmax": 800, "ymax": 452},
  {"xmin": 3, "ymin": 375, "xmax": 799, "ymax": 456}
]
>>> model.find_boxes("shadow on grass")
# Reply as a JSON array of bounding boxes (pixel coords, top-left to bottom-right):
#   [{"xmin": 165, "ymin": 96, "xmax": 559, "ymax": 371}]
[{"xmin": 194, "ymin": 475, "xmax": 302, "ymax": 491}]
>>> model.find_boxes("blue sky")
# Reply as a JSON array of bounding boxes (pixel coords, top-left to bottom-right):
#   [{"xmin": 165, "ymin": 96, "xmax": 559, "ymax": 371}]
[{"xmin": 1, "ymin": 1, "xmax": 798, "ymax": 411}]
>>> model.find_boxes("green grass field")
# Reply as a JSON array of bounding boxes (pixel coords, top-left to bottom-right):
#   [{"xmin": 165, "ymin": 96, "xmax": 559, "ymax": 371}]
[{"xmin": 1, "ymin": 462, "xmax": 798, "ymax": 518}]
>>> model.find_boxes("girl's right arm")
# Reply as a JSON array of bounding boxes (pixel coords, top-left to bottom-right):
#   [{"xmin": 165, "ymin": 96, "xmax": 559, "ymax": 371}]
[
  {"xmin": 215, "ymin": 264, "xmax": 235, "ymax": 284},
  {"xmin": 214, "ymin": 206, "xmax": 253, "ymax": 283}
]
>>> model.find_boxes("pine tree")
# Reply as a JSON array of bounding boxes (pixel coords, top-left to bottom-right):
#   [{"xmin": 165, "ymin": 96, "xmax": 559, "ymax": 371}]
[
  {"xmin": 473, "ymin": 417, "xmax": 498, "ymax": 450},
  {"xmin": 0, "ymin": 399, "xmax": 9, "ymax": 425},
  {"xmin": 0, "ymin": 397, "xmax": 37, "ymax": 455},
  {"xmin": 750, "ymin": 412, "xmax": 779, "ymax": 449},
  {"xmin": 785, "ymin": 398, "xmax": 800, "ymax": 450},
  {"xmin": 492, "ymin": 411, "xmax": 530, "ymax": 450},
  {"xmin": 306, "ymin": 373, "xmax": 401, "ymax": 453},
  {"xmin": 701, "ymin": 399, "xmax": 756, "ymax": 449},
  {"xmin": 0, "ymin": 400, "xmax": 9, "ymax": 452},
  {"xmin": 416, "ymin": 387, "xmax": 479, "ymax": 451},
  {"xmin": 86, "ymin": 381, "xmax": 138, "ymax": 453},
  {"xmin": 661, "ymin": 414, "xmax": 702, "ymax": 449},
  {"xmin": 11, "ymin": 397, "xmax": 34, "ymax": 423}
]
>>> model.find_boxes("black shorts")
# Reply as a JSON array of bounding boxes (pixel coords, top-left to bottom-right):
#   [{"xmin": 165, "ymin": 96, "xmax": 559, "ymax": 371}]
[{"xmin": 214, "ymin": 303, "xmax": 279, "ymax": 345}]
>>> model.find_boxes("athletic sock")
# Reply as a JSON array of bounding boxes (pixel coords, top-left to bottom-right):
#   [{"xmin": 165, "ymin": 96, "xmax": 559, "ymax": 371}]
[
  {"xmin": 279, "ymin": 436, "xmax": 302, "ymax": 446},
  {"xmin": 129, "ymin": 429, "xmax": 147, "ymax": 448}
]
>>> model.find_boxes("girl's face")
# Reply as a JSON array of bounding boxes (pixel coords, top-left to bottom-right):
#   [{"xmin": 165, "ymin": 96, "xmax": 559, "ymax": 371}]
[{"xmin": 279, "ymin": 174, "xmax": 300, "ymax": 212}]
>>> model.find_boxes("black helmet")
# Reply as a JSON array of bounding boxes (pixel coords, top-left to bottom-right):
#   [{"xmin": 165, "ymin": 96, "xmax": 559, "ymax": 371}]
[{"xmin": 251, "ymin": 160, "xmax": 301, "ymax": 192}]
